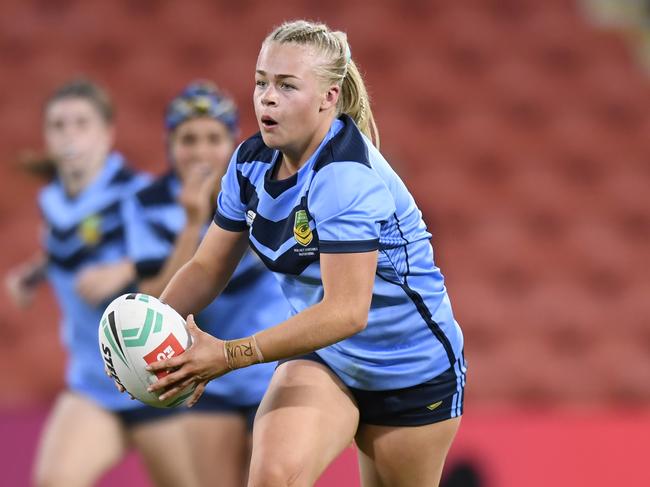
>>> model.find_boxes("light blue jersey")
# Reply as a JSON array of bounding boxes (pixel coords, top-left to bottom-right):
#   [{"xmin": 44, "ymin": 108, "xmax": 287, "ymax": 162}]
[
  {"xmin": 124, "ymin": 171, "xmax": 288, "ymax": 406},
  {"xmin": 215, "ymin": 115, "xmax": 464, "ymax": 391},
  {"xmin": 41, "ymin": 152, "xmax": 150, "ymax": 410}
]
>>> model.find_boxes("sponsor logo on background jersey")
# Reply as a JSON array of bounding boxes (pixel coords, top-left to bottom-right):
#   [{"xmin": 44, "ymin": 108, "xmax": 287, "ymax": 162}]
[{"xmin": 293, "ymin": 210, "xmax": 313, "ymax": 246}]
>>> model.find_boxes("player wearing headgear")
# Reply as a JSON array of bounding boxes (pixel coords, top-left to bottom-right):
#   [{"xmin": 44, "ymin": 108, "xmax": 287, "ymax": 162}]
[
  {"xmin": 123, "ymin": 81, "xmax": 289, "ymax": 487},
  {"xmin": 6, "ymin": 78, "xmax": 202, "ymax": 487}
]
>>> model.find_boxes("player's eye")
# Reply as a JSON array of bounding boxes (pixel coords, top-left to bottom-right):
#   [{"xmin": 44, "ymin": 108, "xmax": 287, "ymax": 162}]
[
  {"xmin": 208, "ymin": 133, "xmax": 222, "ymax": 144},
  {"xmin": 48, "ymin": 119, "xmax": 65, "ymax": 131},
  {"xmin": 75, "ymin": 117, "xmax": 89, "ymax": 129},
  {"xmin": 180, "ymin": 133, "xmax": 197, "ymax": 145}
]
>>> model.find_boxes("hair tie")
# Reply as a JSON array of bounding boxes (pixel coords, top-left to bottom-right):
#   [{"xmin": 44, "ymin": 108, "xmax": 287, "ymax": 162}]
[
  {"xmin": 344, "ymin": 44, "xmax": 352, "ymax": 64},
  {"xmin": 341, "ymin": 43, "xmax": 352, "ymax": 79}
]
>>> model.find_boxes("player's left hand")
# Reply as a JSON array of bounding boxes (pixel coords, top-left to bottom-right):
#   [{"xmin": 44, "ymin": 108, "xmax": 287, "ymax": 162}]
[{"xmin": 146, "ymin": 314, "xmax": 229, "ymax": 407}]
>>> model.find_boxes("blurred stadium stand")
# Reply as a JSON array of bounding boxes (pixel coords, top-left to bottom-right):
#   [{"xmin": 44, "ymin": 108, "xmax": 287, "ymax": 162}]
[{"xmin": 1, "ymin": 0, "xmax": 649, "ymax": 485}]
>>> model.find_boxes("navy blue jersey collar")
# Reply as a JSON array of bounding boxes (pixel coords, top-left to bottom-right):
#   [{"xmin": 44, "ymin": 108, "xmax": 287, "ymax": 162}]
[{"xmin": 263, "ymin": 117, "xmax": 346, "ymax": 198}]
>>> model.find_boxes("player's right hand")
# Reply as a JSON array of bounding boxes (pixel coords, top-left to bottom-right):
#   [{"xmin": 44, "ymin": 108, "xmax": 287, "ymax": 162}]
[
  {"xmin": 178, "ymin": 163, "xmax": 221, "ymax": 224},
  {"xmin": 104, "ymin": 365, "xmax": 135, "ymax": 399}
]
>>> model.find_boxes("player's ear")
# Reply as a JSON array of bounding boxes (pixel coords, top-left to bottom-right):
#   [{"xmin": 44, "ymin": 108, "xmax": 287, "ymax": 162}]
[{"xmin": 320, "ymin": 85, "xmax": 340, "ymax": 112}]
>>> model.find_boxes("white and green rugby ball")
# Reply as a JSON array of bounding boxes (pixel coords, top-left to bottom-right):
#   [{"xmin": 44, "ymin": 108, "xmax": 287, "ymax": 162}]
[{"xmin": 98, "ymin": 293, "xmax": 195, "ymax": 408}]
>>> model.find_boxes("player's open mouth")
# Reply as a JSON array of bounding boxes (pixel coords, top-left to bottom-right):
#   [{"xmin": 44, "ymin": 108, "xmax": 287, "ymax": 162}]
[{"xmin": 261, "ymin": 116, "xmax": 278, "ymax": 128}]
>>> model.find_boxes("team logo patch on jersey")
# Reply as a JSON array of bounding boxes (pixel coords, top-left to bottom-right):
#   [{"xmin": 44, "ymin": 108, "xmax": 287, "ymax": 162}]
[
  {"xmin": 293, "ymin": 210, "xmax": 313, "ymax": 246},
  {"xmin": 78, "ymin": 214, "xmax": 102, "ymax": 246}
]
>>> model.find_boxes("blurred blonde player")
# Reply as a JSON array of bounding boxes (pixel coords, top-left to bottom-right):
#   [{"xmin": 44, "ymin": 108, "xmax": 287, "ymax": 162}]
[
  {"xmin": 6, "ymin": 79, "xmax": 200, "ymax": 487},
  {"xmin": 123, "ymin": 81, "xmax": 289, "ymax": 487}
]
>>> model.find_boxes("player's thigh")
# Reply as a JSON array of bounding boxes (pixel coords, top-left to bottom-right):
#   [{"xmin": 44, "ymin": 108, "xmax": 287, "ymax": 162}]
[
  {"xmin": 183, "ymin": 411, "xmax": 250, "ymax": 487},
  {"xmin": 248, "ymin": 360, "xmax": 360, "ymax": 487},
  {"xmin": 129, "ymin": 415, "xmax": 200, "ymax": 487},
  {"xmin": 355, "ymin": 417, "xmax": 461, "ymax": 487},
  {"xmin": 33, "ymin": 391, "xmax": 127, "ymax": 487}
]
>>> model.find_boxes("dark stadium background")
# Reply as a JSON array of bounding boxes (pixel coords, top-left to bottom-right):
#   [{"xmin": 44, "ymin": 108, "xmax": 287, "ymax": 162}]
[{"xmin": 1, "ymin": 1, "xmax": 649, "ymax": 485}]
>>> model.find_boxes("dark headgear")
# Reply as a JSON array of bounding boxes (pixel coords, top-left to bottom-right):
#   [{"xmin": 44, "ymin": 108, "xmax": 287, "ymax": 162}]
[{"xmin": 165, "ymin": 81, "xmax": 238, "ymax": 136}]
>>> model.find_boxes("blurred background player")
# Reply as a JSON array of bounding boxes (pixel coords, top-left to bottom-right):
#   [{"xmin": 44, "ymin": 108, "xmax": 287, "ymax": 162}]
[
  {"xmin": 123, "ymin": 81, "xmax": 290, "ymax": 487},
  {"xmin": 5, "ymin": 78, "xmax": 201, "ymax": 487}
]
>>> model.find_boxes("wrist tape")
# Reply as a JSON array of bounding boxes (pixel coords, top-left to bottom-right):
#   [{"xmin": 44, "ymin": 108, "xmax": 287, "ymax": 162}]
[{"xmin": 223, "ymin": 335, "xmax": 264, "ymax": 370}]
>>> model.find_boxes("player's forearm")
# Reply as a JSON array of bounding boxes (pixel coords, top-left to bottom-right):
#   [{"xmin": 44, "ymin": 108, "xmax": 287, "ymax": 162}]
[
  {"xmin": 250, "ymin": 298, "xmax": 368, "ymax": 363},
  {"xmin": 112, "ymin": 259, "xmax": 137, "ymax": 287},
  {"xmin": 159, "ymin": 259, "xmax": 220, "ymax": 318},
  {"xmin": 160, "ymin": 224, "xmax": 250, "ymax": 326},
  {"xmin": 139, "ymin": 222, "xmax": 203, "ymax": 297},
  {"xmin": 225, "ymin": 252, "xmax": 375, "ymax": 369}
]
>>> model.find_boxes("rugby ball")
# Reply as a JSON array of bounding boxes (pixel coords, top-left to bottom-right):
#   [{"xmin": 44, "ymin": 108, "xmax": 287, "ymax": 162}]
[{"xmin": 98, "ymin": 293, "xmax": 196, "ymax": 408}]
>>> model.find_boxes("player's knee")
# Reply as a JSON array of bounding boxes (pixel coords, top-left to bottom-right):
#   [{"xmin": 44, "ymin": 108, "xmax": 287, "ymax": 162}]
[{"xmin": 248, "ymin": 455, "xmax": 307, "ymax": 487}]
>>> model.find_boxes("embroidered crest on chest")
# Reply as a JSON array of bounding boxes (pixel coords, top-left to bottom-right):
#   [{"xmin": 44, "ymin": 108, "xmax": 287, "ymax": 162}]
[
  {"xmin": 293, "ymin": 210, "xmax": 312, "ymax": 246},
  {"xmin": 78, "ymin": 214, "xmax": 102, "ymax": 246}
]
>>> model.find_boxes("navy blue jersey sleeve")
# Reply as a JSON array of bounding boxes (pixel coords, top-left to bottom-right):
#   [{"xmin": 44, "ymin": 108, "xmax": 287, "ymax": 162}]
[
  {"xmin": 122, "ymin": 195, "xmax": 171, "ymax": 279},
  {"xmin": 214, "ymin": 148, "xmax": 247, "ymax": 232},
  {"xmin": 308, "ymin": 162, "xmax": 395, "ymax": 253}
]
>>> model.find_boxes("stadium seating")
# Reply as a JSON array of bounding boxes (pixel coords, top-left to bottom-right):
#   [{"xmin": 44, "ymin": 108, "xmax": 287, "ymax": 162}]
[{"xmin": 0, "ymin": 0, "xmax": 648, "ymax": 409}]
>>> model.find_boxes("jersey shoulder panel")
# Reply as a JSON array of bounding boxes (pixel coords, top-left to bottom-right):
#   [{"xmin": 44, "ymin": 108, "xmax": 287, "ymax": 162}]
[
  {"xmin": 136, "ymin": 172, "xmax": 176, "ymax": 208},
  {"xmin": 236, "ymin": 132, "xmax": 275, "ymax": 165},
  {"xmin": 313, "ymin": 114, "xmax": 370, "ymax": 173}
]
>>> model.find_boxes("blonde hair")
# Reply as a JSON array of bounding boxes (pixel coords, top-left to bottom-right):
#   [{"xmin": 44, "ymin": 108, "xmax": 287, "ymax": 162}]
[{"xmin": 265, "ymin": 20, "xmax": 379, "ymax": 148}]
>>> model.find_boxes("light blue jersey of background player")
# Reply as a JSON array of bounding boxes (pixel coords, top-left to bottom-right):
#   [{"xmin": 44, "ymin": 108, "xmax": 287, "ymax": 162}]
[
  {"xmin": 42, "ymin": 151, "xmax": 150, "ymax": 410},
  {"xmin": 124, "ymin": 173, "xmax": 287, "ymax": 406}
]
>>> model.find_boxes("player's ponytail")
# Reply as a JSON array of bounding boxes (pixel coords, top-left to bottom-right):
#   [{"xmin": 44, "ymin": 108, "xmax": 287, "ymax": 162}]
[
  {"xmin": 338, "ymin": 58, "xmax": 379, "ymax": 148},
  {"xmin": 265, "ymin": 20, "xmax": 379, "ymax": 148}
]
